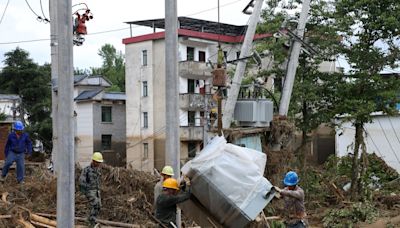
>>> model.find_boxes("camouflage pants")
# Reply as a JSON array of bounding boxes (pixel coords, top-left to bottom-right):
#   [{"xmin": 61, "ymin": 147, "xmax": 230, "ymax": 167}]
[{"xmin": 86, "ymin": 190, "xmax": 101, "ymax": 225}]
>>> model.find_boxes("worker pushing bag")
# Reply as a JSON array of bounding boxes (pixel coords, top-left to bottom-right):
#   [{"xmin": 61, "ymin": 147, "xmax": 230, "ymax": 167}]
[
  {"xmin": 274, "ymin": 171, "xmax": 308, "ymax": 228},
  {"xmin": 155, "ymin": 177, "xmax": 191, "ymax": 228},
  {"xmin": 154, "ymin": 165, "xmax": 175, "ymax": 212},
  {"xmin": 79, "ymin": 152, "xmax": 104, "ymax": 227}
]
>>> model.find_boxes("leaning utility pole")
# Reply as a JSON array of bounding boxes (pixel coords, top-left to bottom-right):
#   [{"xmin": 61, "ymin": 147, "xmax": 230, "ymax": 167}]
[
  {"xmin": 165, "ymin": 0, "xmax": 181, "ymax": 227},
  {"xmin": 278, "ymin": 0, "xmax": 311, "ymax": 116},
  {"xmin": 55, "ymin": 0, "xmax": 75, "ymax": 226},
  {"xmin": 49, "ymin": 0, "xmax": 58, "ymax": 173},
  {"xmin": 222, "ymin": 0, "xmax": 263, "ymax": 128}
]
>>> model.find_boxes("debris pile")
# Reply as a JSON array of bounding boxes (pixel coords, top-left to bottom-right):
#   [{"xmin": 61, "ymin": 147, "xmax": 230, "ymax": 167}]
[{"xmin": 0, "ymin": 164, "xmax": 166, "ymax": 227}]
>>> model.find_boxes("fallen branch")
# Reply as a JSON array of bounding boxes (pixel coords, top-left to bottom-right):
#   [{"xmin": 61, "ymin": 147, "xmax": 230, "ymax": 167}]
[
  {"xmin": 1, "ymin": 192, "xmax": 10, "ymax": 204},
  {"xmin": 30, "ymin": 213, "xmax": 57, "ymax": 227},
  {"xmin": 30, "ymin": 220, "xmax": 56, "ymax": 228},
  {"xmin": 265, "ymin": 216, "xmax": 281, "ymax": 220},
  {"xmin": 36, "ymin": 213, "xmax": 141, "ymax": 228},
  {"xmin": 0, "ymin": 215, "xmax": 12, "ymax": 219},
  {"xmin": 17, "ymin": 218, "xmax": 35, "ymax": 228}
]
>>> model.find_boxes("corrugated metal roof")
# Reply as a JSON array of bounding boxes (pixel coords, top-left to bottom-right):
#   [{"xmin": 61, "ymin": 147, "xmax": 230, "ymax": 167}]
[
  {"xmin": 0, "ymin": 94, "xmax": 20, "ymax": 100},
  {"xmin": 74, "ymin": 75, "xmax": 88, "ymax": 83},
  {"xmin": 74, "ymin": 89, "xmax": 103, "ymax": 101},
  {"xmin": 103, "ymin": 92, "xmax": 126, "ymax": 100}
]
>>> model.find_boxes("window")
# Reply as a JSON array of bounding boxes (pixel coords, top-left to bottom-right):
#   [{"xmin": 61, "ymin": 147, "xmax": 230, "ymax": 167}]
[
  {"xmin": 198, "ymin": 51, "xmax": 206, "ymax": 62},
  {"xmin": 187, "ymin": 79, "xmax": 195, "ymax": 93},
  {"xmin": 142, "ymin": 81, "xmax": 148, "ymax": 97},
  {"xmin": 101, "ymin": 106, "xmax": 112, "ymax": 122},
  {"xmin": 142, "ymin": 50, "xmax": 148, "ymax": 66},
  {"xmin": 143, "ymin": 112, "xmax": 148, "ymax": 128},
  {"xmin": 143, "ymin": 143, "xmax": 149, "ymax": 160},
  {"xmin": 187, "ymin": 47, "xmax": 195, "ymax": 61},
  {"xmin": 188, "ymin": 111, "xmax": 195, "ymax": 126},
  {"xmin": 188, "ymin": 142, "xmax": 197, "ymax": 158},
  {"xmin": 101, "ymin": 135, "xmax": 112, "ymax": 150}
]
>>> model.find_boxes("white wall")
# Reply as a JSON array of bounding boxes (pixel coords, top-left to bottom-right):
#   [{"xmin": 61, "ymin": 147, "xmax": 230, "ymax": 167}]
[
  {"xmin": 336, "ymin": 115, "xmax": 400, "ymax": 173},
  {"xmin": 76, "ymin": 102, "xmax": 94, "ymax": 167}
]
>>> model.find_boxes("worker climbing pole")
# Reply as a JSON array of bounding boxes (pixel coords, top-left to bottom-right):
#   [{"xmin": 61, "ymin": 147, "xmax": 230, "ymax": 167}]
[{"xmin": 72, "ymin": 3, "xmax": 93, "ymax": 46}]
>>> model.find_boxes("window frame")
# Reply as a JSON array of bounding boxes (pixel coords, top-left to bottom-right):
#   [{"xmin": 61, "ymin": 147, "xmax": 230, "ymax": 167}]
[
  {"xmin": 142, "ymin": 50, "xmax": 148, "ymax": 66},
  {"xmin": 142, "ymin": 81, "xmax": 148, "ymax": 97},
  {"xmin": 101, "ymin": 134, "xmax": 112, "ymax": 151},
  {"xmin": 101, "ymin": 106, "xmax": 112, "ymax": 123},
  {"xmin": 143, "ymin": 112, "xmax": 148, "ymax": 128}
]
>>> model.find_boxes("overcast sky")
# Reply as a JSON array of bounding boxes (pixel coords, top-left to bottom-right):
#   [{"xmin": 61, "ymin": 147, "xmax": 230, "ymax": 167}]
[{"xmin": 0, "ymin": 0, "xmax": 254, "ymax": 70}]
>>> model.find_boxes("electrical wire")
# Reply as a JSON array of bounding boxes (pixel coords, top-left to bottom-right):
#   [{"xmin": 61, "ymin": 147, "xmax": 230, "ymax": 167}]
[
  {"xmin": 362, "ymin": 126, "xmax": 384, "ymax": 159},
  {"xmin": 0, "ymin": 38, "xmax": 50, "ymax": 45},
  {"xmin": 376, "ymin": 118, "xmax": 400, "ymax": 164},
  {"xmin": 0, "ymin": 0, "xmax": 248, "ymax": 45},
  {"xmin": 39, "ymin": 0, "xmax": 50, "ymax": 22},
  {"xmin": 388, "ymin": 116, "xmax": 400, "ymax": 148},
  {"xmin": 0, "ymin": 0, "xmax": 10, "ymax": 24},
  {"xmin": 24, "ymin": 0, "xmax": 41, "ymax": 18}
]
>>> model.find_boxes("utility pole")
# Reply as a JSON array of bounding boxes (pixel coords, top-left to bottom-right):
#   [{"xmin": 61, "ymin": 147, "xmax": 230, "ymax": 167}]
[
  {"xmin": 222, "ymin": 0, "xmax": 263, "ymax": 128},
  {"xmin": 165, "ymin": 0, "xmax": 181, "ymax": 227},
  {"xmin": 278, "ymin": 0, "xmax": 311, "ymax": 116},
  {"xmin": 49, "ymin": 0, "xmax": 58, "ymax": 173},
  {"xmin": 55, "ymin": 0, "xmax": 75, "ymax": 226}
]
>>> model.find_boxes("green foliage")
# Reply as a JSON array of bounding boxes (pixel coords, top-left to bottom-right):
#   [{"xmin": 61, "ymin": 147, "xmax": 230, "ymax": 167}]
[
  {"xmin": 270, "ymin": 220, "xmax": 285, "ymax": 228},
  {"xmin": 322, "ymin": 202, "xmax": 378, "ymax": 228},
  {"xmin": 257, "ymin": 0, "xmax": 342, "ymax": 137},
  {"xmin": 0, "ymin": 113, "xmax": 6, "ymax": 121},
  {"xmin": 0, "ymin": 48, "xmax": 52, "ymax": 151},
  {"xmin": 93, "ymin": 44, "xmax": 125, "ymax": 92}
]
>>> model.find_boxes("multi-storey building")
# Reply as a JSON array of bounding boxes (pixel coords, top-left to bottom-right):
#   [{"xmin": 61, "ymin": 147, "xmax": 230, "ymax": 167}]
[
  {"xmin": 122, "ymin": 17, "xmax": 271, "ymax": 171},
  {"xmin": 73, "ymin": 75, "xmax": 126, "ymax": 167}
]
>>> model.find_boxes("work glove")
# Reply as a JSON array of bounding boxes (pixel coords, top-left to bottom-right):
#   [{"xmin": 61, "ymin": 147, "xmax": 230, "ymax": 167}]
[
  {"xmin": 183, "ymin": 176, "xmax": 191, "ymax": 186},
  {"xmin": 273, "ymin": 186, "xmax": 282, "ymax": 193}
]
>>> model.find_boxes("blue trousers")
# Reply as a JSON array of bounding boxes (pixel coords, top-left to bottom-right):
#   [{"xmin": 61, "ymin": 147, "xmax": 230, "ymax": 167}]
[{"xmin": 2, "ymin": 151, "xmax": 25, "ymax": 182}]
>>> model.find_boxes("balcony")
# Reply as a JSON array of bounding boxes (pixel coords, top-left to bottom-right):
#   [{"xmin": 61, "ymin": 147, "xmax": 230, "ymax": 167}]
[
  {"xmin": 179, "ymin": 61, "xmax": 212, "ymax": 80},
  {"xmin": 180, "ymin": 126, "xmax": 203, "ymax": 141},
  {"xmin": 179, "ymin": 93, "xmax": 213, "ymax": 111}
]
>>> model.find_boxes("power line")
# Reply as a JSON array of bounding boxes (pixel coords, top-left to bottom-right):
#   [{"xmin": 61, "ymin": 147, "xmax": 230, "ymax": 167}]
[
  {"xmin": 376, "ymin": 118, "xmax": 400, "ymax": 165},
  {"xmin": 0, "ymin": 0, "xmax": 247, "ymax": 44},
  {"xmin": 0, "ymin": 0, "xmax": 10, "ymax": 24},
  {"xmin": 39, "ymin": 0, "xmax": 50, "ymax": 22},
  {"xmin": 388, "ymin": 116, "xmax": 400, "ymax": 147},
  {"xmin": 362, "ymin": 126, "xmax": 384, "ymax": 159},
  {"xmin": 24, "ymin": 0, "xmax": 41, "ymax": 18},
  {"xmin": 0, "ymin": 38, "xmax": 50, "ymax": 45}
]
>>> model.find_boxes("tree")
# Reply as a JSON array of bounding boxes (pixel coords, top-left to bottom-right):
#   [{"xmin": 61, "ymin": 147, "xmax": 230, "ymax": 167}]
[
  {"xmin": 257, "ymin": 0, "xmax": 341, "ymax": 168},
  {"xmin": 94, "ymin": 44, "xmax": 125, "ymax": 91},
  {"xmin": 331, "ymin": 0, "xmax": 400, "ymax": 199},
  {"xmin": 0, "ymin": 47, "xmax": 52, "ymax": 151}
]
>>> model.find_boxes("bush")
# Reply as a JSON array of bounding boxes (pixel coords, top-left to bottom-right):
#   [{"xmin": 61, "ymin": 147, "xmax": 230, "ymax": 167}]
[{"xmin": 322, "ymin": 202, "xmax": 378, "ymax": 228}]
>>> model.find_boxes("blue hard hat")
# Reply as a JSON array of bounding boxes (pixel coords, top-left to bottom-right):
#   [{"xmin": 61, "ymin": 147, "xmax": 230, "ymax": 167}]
[
  {"xmin": 283, "ymin": 171, "xmax": 298, "ymax": 186},
  {"xmin": 14, "ymin": 121, "xmax": 24, "ymax": 131}
]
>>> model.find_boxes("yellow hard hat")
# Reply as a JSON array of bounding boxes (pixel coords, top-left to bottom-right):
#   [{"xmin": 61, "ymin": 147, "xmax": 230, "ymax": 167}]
[
  {"xmin": 161, "ymin": 165, "xmax": 174, "ymax": 176},
  {"xmin": 162, "ymin": 178, "xmax": 179, "ymax": 190},
  {"xmin": 92, "ymin": 152, "xmax": 104, "ymax": 163}
]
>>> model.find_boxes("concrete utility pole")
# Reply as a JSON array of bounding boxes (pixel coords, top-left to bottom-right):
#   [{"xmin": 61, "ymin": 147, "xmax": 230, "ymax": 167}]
[
  {"xmin": 55, "ymin": 0, "xmax": 75, "ymax": 226},
  {"xmin": 49, "ymin": 0, "xmax": 58, "ymax": 173},
  {"xmin": 165, "ymin": 0, "xmax": 181, "ymax": 227},
  {"xmin": 278, "ymin": 0, "xmax": 311, "ymax": 116},
  {"xmin": 222, "ymin": 0, "xmax": 263, "ymax": 128}
]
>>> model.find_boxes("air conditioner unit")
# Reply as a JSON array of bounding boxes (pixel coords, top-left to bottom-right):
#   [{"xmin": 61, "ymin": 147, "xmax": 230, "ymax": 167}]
[{"xmin": 234, "ymin": 99, "xmax": 273, "ymax": 127}]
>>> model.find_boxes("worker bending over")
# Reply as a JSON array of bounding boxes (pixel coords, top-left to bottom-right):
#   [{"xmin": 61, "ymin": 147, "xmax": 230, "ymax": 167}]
[
  {"xmin": 156, "ymin": 177, "xmax": 191, "ymax": 227},
  {"xmin": 154, "ymin": 165, "xmax": 174, "ymax": 211},
  {"xmin": 275, "ymin": 171, "xmax": 308, "ymax": 228},
  {"xmin": 79, "ymin": 152, "xmax": 104, "ymax": 227}
]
